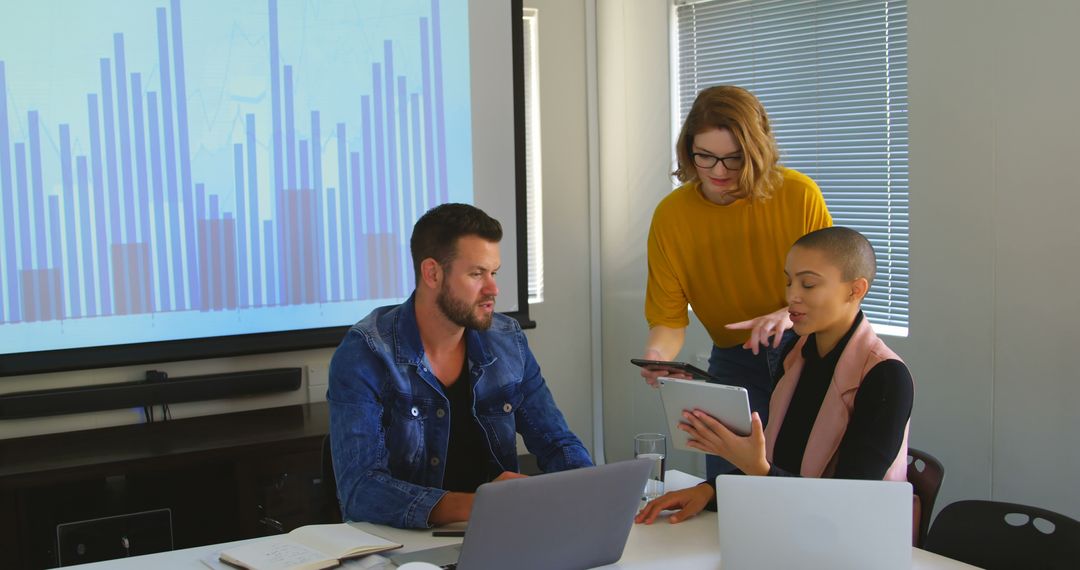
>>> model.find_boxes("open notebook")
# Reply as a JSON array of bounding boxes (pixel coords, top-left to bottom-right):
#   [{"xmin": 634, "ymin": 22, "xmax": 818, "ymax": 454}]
[{"xmin": 217, "ymin": 523, "xmax": 401, "ymax": 570}]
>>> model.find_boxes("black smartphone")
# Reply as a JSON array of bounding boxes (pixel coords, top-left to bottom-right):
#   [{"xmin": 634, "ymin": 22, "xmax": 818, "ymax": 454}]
[{"xmin": 630, "ymin": 358, "xmax": 716, "ymax": 381}]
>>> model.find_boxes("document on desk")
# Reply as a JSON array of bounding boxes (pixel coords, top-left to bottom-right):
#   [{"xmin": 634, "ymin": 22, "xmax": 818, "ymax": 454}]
[{"xmin": 214, "ymin": 523, "xmax": 401, "ymax": 570}]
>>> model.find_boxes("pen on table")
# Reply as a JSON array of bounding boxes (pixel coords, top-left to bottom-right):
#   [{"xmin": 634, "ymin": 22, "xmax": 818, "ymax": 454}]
[{"xmin": 432, "ymin": 530, "xmax": 466, "ymax": 537}]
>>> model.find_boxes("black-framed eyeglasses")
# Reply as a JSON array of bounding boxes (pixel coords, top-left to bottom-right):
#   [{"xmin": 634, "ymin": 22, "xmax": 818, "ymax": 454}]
[{"xmin": 692, "ymin": 152, "xmax": 744, "ymax": 170}]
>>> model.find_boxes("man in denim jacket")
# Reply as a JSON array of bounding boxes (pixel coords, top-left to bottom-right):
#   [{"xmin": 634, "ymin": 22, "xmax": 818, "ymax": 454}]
[{"xmin": 328, "ymin": 203, "xmax": 593, "ymax": 529}]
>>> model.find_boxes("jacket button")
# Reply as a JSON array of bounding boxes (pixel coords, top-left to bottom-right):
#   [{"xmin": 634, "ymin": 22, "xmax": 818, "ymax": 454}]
[
  {"xmin": 410, "ymin": 406, "xmax": 419, "ymax": 417},
  {"xmin": 503, "ymin": 402, "xmax": 512, "ymax": 413},
  {"xmin": 430, "ymin": 457, "xmax": 440, "ymax": 466},
  {"xmin": 436, "ymin": 408, "xmax": 446, "ymax": 418}
]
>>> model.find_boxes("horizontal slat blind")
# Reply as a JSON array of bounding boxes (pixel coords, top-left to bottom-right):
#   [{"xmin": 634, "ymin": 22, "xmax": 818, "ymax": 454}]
[{"xmin": 676, "ymin": 0, "xmax": 909, "ymax": 332}]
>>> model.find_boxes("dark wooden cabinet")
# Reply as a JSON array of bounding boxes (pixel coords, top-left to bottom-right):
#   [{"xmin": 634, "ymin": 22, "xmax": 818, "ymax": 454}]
[{"xmin": 0, "ymin": 402, "xmax": 335, "ymax": 569}]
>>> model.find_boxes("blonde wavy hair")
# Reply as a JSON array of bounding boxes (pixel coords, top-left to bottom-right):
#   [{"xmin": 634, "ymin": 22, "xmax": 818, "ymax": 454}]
[{"xmin": 673, "ymin": 86, "xmax": 783, "ymax": 201}]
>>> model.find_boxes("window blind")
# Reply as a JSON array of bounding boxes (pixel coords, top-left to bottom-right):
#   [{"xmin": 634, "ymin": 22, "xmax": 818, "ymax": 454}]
[
  {"xmin": 675, "ymin": 0, "xmax": 909, "ymax": 333},
  {"xmin": 523, "ymin": 8, "xmax": 544, "ymax": 303}
]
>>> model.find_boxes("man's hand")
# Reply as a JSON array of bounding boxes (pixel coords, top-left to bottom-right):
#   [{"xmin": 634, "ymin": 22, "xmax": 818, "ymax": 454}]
[
  {"xmin": 725, "ymin": 306, "xmax": 793, "ymax": 355},
  {"xmin": 429, "ymin": 492, "xmax": 474, "ymax": 526},
  {"xmin": 429, "ymin": 471, "xmax": 527, "ymax": 526},
  {"xmin": 680, "ymin": 410, "xmax": 770, "ymax": 477},
  {"xmin": 634, "ymin": 483, "xmax": 715, "ymax": 525}
]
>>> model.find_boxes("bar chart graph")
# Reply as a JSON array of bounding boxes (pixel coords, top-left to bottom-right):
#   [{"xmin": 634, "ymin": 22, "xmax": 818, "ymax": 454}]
[{"xmin": 0, "ymin": 0, "xmax": 473, "ymax": 352}]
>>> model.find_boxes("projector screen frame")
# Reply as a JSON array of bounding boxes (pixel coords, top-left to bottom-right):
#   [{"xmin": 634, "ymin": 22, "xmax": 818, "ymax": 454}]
[{"xmin": 0, "ymin": 0, "xmax": 533, "ymax": 378}]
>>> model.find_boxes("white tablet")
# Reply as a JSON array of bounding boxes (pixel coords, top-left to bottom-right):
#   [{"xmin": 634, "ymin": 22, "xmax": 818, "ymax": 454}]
[{"xmin": 658, "ymin": 376, "xmax": 752, "ymax": 453}]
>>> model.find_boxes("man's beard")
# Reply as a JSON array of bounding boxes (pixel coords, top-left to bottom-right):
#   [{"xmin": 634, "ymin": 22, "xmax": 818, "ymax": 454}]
[{"xmin": 436, "ymin": 282, "xmax": 494, "ymax": 331}]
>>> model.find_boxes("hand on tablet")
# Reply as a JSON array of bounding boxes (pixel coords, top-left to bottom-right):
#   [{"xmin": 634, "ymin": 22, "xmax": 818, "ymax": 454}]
[
  {"xmin": 634, "ymin": 483, "xmax": 715, "ymax": 525},
  {"xmin": 725, "ymin": 306, "xmax": 793, "ymax": 355},
  {"xmin": 680, "ymin": 410, "xmax": 771, "ymax": 477}
]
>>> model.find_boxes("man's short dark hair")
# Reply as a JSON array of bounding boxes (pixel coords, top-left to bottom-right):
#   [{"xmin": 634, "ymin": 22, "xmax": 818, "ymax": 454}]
[
  {"xmin": 410, "ymin": 203, "xmax": 503, "ymax": 280},
  {"xmin": 793, "ymin": 226, "xmax": 877, "ymax": 290}
]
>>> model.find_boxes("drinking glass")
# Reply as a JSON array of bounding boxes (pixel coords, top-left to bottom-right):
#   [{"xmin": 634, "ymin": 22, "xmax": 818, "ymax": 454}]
[{"xmin": 634, "ymin": 433, "xmax": 666, "ymax": 501}]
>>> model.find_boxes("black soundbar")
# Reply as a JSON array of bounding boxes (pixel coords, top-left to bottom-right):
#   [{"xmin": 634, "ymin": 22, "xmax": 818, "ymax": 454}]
[{"xmin": 0, "ymin": 368, "xmax": 302, "ymax": 419}]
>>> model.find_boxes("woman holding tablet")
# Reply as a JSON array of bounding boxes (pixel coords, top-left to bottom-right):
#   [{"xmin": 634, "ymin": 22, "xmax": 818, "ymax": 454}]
[
  {"xmin": 636, "ymin": 227, "xmax": 914, "ymax": 525},
  {"xmin": 640, "ymin": 85, "xmax": 832, "ymax": 479}
]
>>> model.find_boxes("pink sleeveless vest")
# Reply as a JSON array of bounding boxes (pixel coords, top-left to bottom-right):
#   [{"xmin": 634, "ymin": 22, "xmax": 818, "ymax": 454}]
[{"xmin": 764, "ymin": 317, "xmax": 910, "ymax": 481}]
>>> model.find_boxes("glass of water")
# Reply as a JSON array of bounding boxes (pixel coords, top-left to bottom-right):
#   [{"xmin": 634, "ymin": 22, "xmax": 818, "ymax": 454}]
[{"xmin": 634, "ymin": 433, "xmax": 666, "ymax": 501}]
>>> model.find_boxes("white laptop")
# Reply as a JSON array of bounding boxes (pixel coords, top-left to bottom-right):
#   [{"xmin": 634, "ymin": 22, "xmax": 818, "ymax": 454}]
[
  {"xmin": 715, "ymin": 475, "xmax": 913, "ymax": 570},
  {"xmin": 388, "ymin": 459, "xmax": 653, "ymax": 570}
]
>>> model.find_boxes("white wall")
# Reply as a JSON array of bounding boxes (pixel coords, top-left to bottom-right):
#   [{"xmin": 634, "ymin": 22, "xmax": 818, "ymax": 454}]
[
  {"xmin": 595, "ymin": 0, "xmax": 1080, "ymax": 520},
  {"xmin": 988, "ymin": 0, "xmax": 1080, "ymax": 516},
  {"xmin": 596, "ymin": 0, "xmax": 679, "ymax": 469},
  {"xmin": 900, "ymin": 0, "xmax": 1080, "ymax": 518},
  {"xmin": 517, "ymin": 0, "xmax": 595, "ymax": 454}
]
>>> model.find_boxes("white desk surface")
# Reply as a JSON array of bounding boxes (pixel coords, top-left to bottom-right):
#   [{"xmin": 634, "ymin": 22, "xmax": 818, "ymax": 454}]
[{"xmin": 70, "ymin": 470, "xmax": 976, "ymax": 569}]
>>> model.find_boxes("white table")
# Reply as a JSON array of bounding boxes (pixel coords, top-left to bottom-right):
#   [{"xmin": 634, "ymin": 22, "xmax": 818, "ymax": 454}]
[{"xmin": 70, "ymin": 471, "xmax": 977, "ymax": 569}]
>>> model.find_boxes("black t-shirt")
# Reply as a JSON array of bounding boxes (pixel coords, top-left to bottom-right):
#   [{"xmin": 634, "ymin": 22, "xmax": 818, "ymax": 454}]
[{"xmin": 440, "ymin": 364, "xmax": 499, "ymax": 492}]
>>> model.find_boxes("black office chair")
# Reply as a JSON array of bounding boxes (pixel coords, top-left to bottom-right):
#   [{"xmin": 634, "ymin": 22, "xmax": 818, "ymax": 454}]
[
  {"xmin": 907, "ymin": 447, "xmax": 945, "ymax": 547},
  {"xmin": 321, "ymin": 434, "xmax": 342, "ymax": 522},
  {"xmin": 924, "ymin": 500, "xmax": 1080, "ymax": 569}
]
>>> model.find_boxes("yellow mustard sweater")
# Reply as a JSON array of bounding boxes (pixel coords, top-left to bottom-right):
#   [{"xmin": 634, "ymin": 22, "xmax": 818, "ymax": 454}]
[{"xmin": 645, "ymin": 168, "xmax": 832, "ymax": 348}]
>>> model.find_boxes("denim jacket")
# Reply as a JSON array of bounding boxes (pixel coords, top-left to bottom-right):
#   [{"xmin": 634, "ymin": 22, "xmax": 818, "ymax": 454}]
[{"xmin": 328, "ymin": 294, "xmax": 593, "ymax": 529}]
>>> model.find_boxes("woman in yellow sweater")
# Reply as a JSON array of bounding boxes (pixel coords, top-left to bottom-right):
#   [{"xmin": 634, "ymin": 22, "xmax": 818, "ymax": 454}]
[{"xmin": 640, "ymin": 85, "xmax": 832, "ymax": 478}]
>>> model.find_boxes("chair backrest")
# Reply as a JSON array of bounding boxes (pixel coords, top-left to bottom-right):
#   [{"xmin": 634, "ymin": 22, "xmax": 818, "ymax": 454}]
[
  {"xmin": 924, "ymin": 500, "xmax": 1080, "ymax": 570},
  {"xmin": 321, "ymin": 434, "xmax": 341, "ymax": 522},
  {"xmin": 907, "ymin": 447, "xmax": 945, "ymax": 546}
]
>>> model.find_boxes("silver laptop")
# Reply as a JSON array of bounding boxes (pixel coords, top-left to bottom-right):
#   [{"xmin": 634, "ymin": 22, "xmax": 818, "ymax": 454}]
[
  {"xmin": 389, "ymin": 459, "xmax": 652, "ymax": 570},
  {"xmin": 715, "ymin": 475, "xmax": 913, "ymax": 570}
]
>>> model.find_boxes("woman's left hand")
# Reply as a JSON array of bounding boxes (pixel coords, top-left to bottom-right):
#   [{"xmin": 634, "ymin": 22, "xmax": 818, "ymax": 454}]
[
  {"xmin": 680, "ymin": 410, "xmax": 771, "ymax": 476},
  {"xmin": 634, "ymin": 484, "xmax": 715, "ymax": 525}
]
